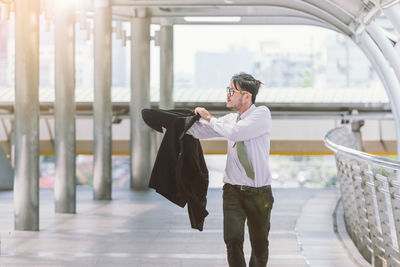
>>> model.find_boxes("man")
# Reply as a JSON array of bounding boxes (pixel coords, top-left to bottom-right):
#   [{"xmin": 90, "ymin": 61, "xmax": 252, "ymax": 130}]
[{"xmin": 186, "ymin": 72, "xmax": 274, "ymax": 267}]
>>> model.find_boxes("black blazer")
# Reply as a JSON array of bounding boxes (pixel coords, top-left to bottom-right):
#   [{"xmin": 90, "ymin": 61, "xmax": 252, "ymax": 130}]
[{"xmin": 142, "ymin": 108, "xmax": 209, "ymax": 231}]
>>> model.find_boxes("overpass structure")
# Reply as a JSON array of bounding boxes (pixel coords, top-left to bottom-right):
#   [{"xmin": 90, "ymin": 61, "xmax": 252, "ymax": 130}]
[
  {"xmin": 0, "ymin": 86, "xmax": 395, "ymax": 156},
  {"xmin": 1, "ymin": 0, "xmax": 400, "ymax": 265}
]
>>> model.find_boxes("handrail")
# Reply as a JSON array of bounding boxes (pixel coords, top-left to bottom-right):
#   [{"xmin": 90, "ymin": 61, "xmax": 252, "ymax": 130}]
[
  {"xmin": 324, "ymin": 126, "xmax": 400, "ymax": 171},
  {"xmin": 325, "ymin": 126, "xmax": 400, "ymax": 266}
]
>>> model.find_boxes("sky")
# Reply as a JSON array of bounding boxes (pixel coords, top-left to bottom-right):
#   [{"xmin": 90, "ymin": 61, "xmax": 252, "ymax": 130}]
[{"xmin": 172, "ymin": 25, "xmax": 334, "ymax": 75}]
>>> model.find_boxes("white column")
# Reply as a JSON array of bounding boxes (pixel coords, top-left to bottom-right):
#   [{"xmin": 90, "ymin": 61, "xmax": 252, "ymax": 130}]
[
  {"xmin": 14, "ymin": 0, "xmax": 40, "ymax": 231},
  {"xmin": 93, "ymin": 0, "xmax": 112, "ymax": 200},
  {"xmin": 159, "ymin": 19, "xmax": 174, "ymax": 109},
  {"xmin": 130, "ymin": 9, "xmax": 151, "ymax": 190}
]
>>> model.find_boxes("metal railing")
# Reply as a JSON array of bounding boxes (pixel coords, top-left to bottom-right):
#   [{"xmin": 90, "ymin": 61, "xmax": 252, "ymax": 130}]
[{"xmin": 325, "ymin": 126, "xmax": 400, "ymax": 267}]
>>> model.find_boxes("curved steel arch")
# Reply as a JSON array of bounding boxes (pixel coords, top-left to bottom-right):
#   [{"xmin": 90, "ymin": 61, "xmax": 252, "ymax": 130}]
[
  {"xmin": 358, "ymin": 31, "xmax": 400, "ymax": 157},
  {"xmin": 113, "ymin": 0, "xmax": 354, "ymax": 35},
  {"xmin": 147, "ymin": 6, "xmax": 346, "ymax": 33}
]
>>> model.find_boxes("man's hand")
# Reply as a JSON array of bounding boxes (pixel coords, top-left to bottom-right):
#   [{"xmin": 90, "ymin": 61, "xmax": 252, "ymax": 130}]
[{"xmin": 194, "ymin": 107, "xmax": 213, "ymax": 122}]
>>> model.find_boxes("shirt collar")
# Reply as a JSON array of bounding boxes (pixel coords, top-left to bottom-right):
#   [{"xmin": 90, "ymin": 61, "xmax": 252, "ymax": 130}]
[{"xmin": 237, "ymin": 104, "xmax": 256, "ymax": 120}]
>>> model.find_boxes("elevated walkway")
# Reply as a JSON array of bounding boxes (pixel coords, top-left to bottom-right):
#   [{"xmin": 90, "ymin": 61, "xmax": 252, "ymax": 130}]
[{"xmin": 0, "ymin": 187, "xmax": 361, "ymax": 266}]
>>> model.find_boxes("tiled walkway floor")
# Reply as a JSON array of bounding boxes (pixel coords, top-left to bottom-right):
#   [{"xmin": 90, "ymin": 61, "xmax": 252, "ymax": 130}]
[{"xmin": 0, "ymin": 187, "xmax": 359, "ymax": 266}]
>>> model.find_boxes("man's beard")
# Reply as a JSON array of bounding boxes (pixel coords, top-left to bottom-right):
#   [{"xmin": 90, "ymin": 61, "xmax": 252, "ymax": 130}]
[{"xmin": 227, "ymin": 96, "xmax": 244, "ymax": 111}]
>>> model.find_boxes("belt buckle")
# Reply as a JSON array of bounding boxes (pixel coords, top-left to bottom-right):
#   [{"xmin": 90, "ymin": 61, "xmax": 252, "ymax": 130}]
[{"xmin": 240, "ymin": 185, "xmax": 246, "ymax": 191}]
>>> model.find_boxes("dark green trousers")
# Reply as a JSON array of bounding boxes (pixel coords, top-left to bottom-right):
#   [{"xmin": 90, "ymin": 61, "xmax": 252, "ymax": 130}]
[{"xmin": 223, "ymin": 183, "xmax": 274, "ymax": 267}]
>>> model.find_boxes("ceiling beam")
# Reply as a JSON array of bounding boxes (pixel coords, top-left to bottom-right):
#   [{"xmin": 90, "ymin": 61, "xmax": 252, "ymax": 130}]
[{"xmin": 108, "ymin": 0, "xmax": 354, "ymax": 35}]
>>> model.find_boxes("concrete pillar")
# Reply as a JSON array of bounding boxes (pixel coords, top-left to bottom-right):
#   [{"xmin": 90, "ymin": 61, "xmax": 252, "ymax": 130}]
[
  {"xmin": 0, "ymin": 116, "xmax": 14, "ymax": 190},
  {"xmin": 9, "ymin": 119, "xmax": 15, "ymax": 168},
  {"xmin": 130, "ymin": 9, "xmax": 151, "ymax": 190},
  {"xmin": 54, "ymin": 0, "xmax": 76, "ymax": 213},
  {"xmin": 14, "ymin": 0, "xmax": 40, "ymax": 231},
  {"xmin": 159, "ymin": 19, "xmax": 174, "ymax": 110},
  {"xmin": 351, "ymin": 120, "xmax": 365, "ymax": 151},
  {"xmin": 152, "ymin": 19, "xmax": 174, "ymax": 167},
  {"xmin": 0, "ymin": 144, "xmax": 13, "ymax": 190},
  {"xmin": 93, "ymin": 0, "xmax": 112, "ymax": 200}
]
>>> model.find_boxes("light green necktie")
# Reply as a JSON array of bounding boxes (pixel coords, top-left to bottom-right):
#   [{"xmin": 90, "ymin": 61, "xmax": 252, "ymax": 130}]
[{"xmin": 236, "ymin": 116, "xmax": 255, "ymax": 180}]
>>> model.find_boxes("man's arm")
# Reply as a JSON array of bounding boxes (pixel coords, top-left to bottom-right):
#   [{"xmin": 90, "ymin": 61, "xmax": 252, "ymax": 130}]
[
  {"xmin": 186, "ymin": 118, "xmax": 223, "ymax": 139},
  {"xmin": 196, "ymin": 106, "xmax": 271, "ymax": 142}
]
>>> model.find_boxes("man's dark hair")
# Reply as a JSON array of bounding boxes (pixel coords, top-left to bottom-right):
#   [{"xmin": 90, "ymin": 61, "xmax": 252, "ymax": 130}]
[{"xmin": 231, "ymin": 72, "xmax": 263, "ymax": 104}]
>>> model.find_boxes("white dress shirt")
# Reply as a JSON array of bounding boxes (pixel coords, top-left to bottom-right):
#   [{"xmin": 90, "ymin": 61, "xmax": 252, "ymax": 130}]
[{"xmin": 186, "ymin": 104, "xmax": 272, "ymax": 187}]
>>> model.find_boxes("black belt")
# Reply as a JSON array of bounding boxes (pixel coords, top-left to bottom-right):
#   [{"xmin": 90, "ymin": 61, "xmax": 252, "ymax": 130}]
[{"xmin": 227, "ymin": 183, "xmax": 271, "ymax": 193}]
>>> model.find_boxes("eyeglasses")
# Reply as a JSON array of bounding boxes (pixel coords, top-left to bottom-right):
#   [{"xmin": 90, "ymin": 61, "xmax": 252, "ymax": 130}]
[{"xmin": 226, "ymin": 87, "xmax": 250, "ymax": 96}]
